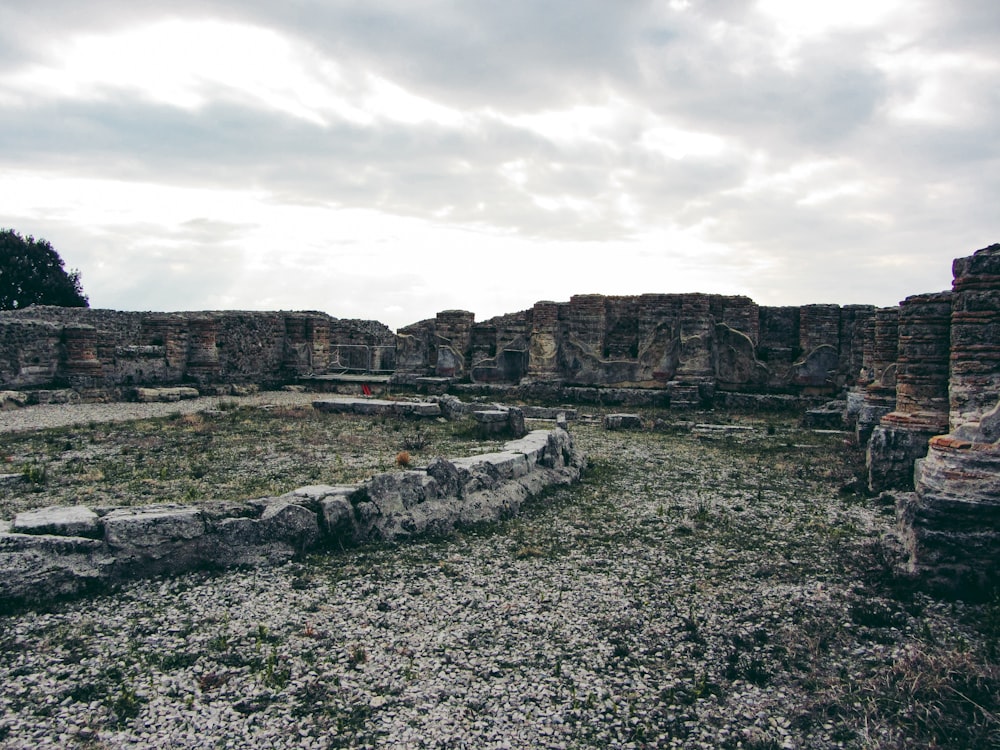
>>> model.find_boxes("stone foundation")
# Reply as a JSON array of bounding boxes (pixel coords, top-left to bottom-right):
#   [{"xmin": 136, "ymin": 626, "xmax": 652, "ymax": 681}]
[{"xmin": 0, "ymin": 425, "xmax": 584, "ymax": 608}]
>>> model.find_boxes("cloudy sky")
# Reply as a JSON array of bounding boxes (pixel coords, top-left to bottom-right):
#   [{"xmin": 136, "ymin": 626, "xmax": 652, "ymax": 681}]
[{"xmin": 0, "ymin": 1, "xmax": 996, "ymax": 330}]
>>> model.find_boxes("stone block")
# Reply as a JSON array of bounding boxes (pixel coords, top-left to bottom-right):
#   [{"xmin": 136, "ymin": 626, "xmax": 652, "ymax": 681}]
[
  {"xmin": 13, "ymin": 505, "xmax": 101, "ymax": 538},
  {"xmin": 504, "ymin": 430, "xmax": 551, "ymax": 465},
  {"xmin": 103, "ymin": 505, "xmax": 205, "ymax": 552},
  {"xmin": 0, "ymin": 532, "xmax": 109, "ymax": 604},
  {"xmin": 0, "ymin": 391, "xmax": 29, "ymax": 409},
  {"xmin": 320, "ymin": 494, "xmax": 358, "ymax": 541}
]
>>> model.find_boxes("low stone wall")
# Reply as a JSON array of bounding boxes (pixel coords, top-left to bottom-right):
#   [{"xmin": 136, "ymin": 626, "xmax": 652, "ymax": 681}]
[
  {"xmin": 312, "ymin": 396, "xmax": 443, "ymax": 418},
  {"xmin": 0, "ymin": 426, "xmax": 584, "ymax": 608}
]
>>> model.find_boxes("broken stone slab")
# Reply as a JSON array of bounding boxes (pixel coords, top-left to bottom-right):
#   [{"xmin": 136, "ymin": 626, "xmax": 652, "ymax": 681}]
[
  {"xmin": 473, "ymin": 409, "xmax": 508, "ymax": 424},
  {"xmin": 281, "ymin": 484, "xmax": 359, "ymax": 513},
  {"xmin": 504, "ymin": 430, "xmax": 552, "ymax": 465},
  {"xmin": 13, "ymin": 505, "xmax": 101, "ymax": 538},
  {"xmin": 364, "ymin": 471, "xmax": 442, "ymax": 513},
  {"xmin": 521, "ymin": 406, "xmax": 579, "ymax": 420},
  {"xmin": 802, "ymin": 401, "xmax": 847, "ymax": 430},
  {"xmin": 603, "ymin": 413, "xmax": 643, "ymax": 430},
  {"xmin": 471, "ymin": 407, "xmax": 527, "ymax": 437},
  {"xmin": 316, "ymin": 488, "xmax": 360, "ymax": 541},
  {"xmin": 694, "ymin": 423, "xmax": 755, "ymax": 433},
  {"xmin": 393, "ymin": 401, "xmax": 442, "ymax": 418},
  {"xmin": 0, "ymin": 474, "xmax": 24, "ymax": 487},
  {"xmin": 313, "ymin": 397, "xmax": 391, "ymax": 414},
  {"xmin": 133, "ymin": 387, "xmax": 201, "ymax": 403}
]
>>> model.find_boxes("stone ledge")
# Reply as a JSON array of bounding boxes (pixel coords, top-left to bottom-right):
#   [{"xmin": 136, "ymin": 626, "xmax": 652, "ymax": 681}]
[{"xmin": 312, "ymin": 397, "xmax": 442, "ymax": 418}]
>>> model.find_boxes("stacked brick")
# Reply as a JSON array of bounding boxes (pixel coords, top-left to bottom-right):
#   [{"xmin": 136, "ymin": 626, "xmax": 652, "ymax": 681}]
[
  {"xmin": 867, "ymin": 293, "xmax": 952, "ymax": 492},
  {"xmin": 902, "ymin": 244, "xmax": 1000, "ymax": 596},
  {"xmin": 856, "ymin": 307, "xmax": 899, "ymax": 444}
]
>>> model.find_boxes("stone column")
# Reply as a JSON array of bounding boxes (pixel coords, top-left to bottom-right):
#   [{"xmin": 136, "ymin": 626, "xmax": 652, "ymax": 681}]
[
  {"xmin": 856, "ymin": 307, "xmax": 899, "ymax": 445},
  {"xmin": 527, "ymin": 301, "xmax": 561, "ymax": 381},
  {"xmin": 901, "ymin": 244, "xmax": 1000, "ymax": 596},
  {"xmin": 867, "ymin": 292, "xmax": 952, "ymax": 492},
  {"xmin": 185, "ymin": 316, "xmax": 220, "ymax": 382}
]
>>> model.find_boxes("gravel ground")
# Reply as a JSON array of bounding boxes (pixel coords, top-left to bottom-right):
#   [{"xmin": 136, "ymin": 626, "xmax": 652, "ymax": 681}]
[
  {"xmin": 0, "ymin": 400, "xmax": 997, "ymax": 748},
  {"xmin": 0, "ymin": 391, "xmax": 319, "ymax": 434}
]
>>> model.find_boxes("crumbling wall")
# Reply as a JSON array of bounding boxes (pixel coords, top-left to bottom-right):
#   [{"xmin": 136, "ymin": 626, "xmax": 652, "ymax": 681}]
[
  {"xmin": 0, "ymin": 308, "xmax": 394, "ymax": 392},
  {"xmin": 398, "ymin": 293, "xmax": 869, "ymax": 401}
]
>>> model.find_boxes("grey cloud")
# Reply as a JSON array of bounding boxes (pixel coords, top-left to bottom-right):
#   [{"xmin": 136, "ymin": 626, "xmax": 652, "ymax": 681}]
[{"xmin": 0, "ymin": 0, "xmax": 995, "ymax": 321}]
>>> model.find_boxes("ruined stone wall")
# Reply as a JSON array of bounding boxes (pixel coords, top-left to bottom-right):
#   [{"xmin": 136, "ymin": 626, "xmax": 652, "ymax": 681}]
[
  {"xmin": 402, "ymin": 293, "xmax": 867, "ymax": 399},
  {"xmin": 0, "ymin": 307, "xmax": 394, "ymax": 392},
  {"xmin": 758, "ymin": 307, "xmax": 800, "ymax": 388},
  {"xmin": 0, "ymin": 419, "xmax": 584, "ymax": 607},
  {"xmin": 469, "ymin": 310, "xmax": 531, "ymax": 384}
]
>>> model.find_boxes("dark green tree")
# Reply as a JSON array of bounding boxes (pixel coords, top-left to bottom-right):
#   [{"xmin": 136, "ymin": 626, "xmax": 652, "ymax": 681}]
[{"xmin": 0, "ymin": 229, "xmax": 89, "ymax": 310}]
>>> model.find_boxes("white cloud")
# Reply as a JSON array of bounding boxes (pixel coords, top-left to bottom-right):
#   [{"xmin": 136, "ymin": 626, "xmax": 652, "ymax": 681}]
[{"xmin": 0, "ymin": 0, "xmax": 993, "ymax": 329}]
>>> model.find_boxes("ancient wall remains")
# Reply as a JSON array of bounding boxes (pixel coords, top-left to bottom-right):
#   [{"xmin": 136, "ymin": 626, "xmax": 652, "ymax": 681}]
[
  {"xmin": 0, "ymin": 308, "xmax": 394, "ymax": 394},
  {"xmin": 396, "ymin": 294, "xmax": 875, "ymax": 403},
  {"xmin": 0, "ymin": 417, "xmax": 584, "ymax": 607}
]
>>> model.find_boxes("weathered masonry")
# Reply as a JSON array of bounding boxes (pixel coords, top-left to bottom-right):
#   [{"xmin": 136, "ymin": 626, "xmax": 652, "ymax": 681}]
[
  {"xmin": 0, "ymin": 309, "xmax": 396, "ymax": 395},
  {"xmin": 0, "ymin": 416, "xmax": 584, "ymax": 607},
  {"xmin": 1, "ymin": 243, "xmax": 999, "ymax": 596},
  {"xmin": 396, "ymin": 296, "xmax": 875, "ymax": 402}
]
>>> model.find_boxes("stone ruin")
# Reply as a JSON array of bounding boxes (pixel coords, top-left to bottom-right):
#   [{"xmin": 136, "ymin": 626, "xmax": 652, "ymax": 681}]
[
  {"xmin": 0, "ymin": 307, "xmax": 396, "ymax": 397},
  {"xmin": 893, "ymin": 245, "xmax": 1000, "ymax": 596},
  {"xmin": 0, "ymin": 403, "xmax": 584, "ymax": 607},
  {"xmin": 0, "ymin": 243, "xmax": 998, "ymax": 597},
  {"xmin": 396, "ymin": 296, "xmax": 874, "ymax": 405}
]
